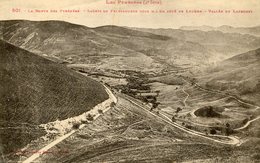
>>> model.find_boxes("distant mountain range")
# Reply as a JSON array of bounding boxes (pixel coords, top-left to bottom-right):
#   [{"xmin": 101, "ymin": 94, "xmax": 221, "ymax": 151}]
[
  {"xmin": 1, "ymin": 20, "xmax": 260, "ymax": 70},
  {"xmin": 180, "ymin": 25, "xmax": 260, "ymax": 36},
  {"xmin": 0, "ymin": 20, "xmax": 165, "ymax": 71},
  {"xmin": 131, "ymin": 26, "xmax": 260, "ymax": 65}
]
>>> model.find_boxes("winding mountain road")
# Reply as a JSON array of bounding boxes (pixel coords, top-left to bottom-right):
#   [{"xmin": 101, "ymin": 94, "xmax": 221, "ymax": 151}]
[
  {"xmin": 182, "ymin": 86, "xmax": 190, "ymax": 108},
  {"xmin": 181, "ymin": 77, "xmax": 260, "ymax": 131},
  {"xmin": 182, "ymin": 78, "xmax": 257, "ymax": 108},
  {"xmin": 22, "ymin": 85, "xmax": 117, "ymax": 163},
  {"xmin": 234, "ymin": 116, "xmax": 260, "ymax": 131},
  {"xmin": 122, "ymin": 94, "xmax": 241, "ymax": 146}
]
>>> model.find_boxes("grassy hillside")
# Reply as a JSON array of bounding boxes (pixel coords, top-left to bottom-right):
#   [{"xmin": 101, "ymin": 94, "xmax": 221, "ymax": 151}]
[
  {"xmin": 0, "ymin": 20, "xmax": 163, "ymax": 71},
  {"xmin": 198, "ymin": 48, "xmax": 260, "ymax": 105},
  {"xmin": 1, "ymin": 20, "xmax": 260, "ymax": 71},
  {"xmin": 131, "ymin": 27, "xmax": 260, "ymax": 62},
  {"xmin": 0, "ymin": 40, "xmax": 108, "ymax": 155}
]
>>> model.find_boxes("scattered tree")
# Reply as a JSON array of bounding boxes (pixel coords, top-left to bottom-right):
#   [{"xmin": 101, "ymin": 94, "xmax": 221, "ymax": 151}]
[
  {"xmin": 86, "ymin": 114, "xmax": 94, "ymax": 121},
  {"xmin": 98, "ymin": 109, "xmax": 103, "ymax": 114},
  {"xmin": 110, "ymin": 102, "xmax": 116, "ymax": 108},
  {"xmin": 72, "ymin": 122, "xmax": 80, "ymax": 129},
  {"xmin": 225, "ymin": 123, "xmax": 233, "ymax": 136},
  {"xmin": 152, "ymin": 102, "xmax": 160, "ymax": 109},
  {"xmin": 171, "ymin": 116, "xmax": 176, "ymax": 122},
  {"xmin": 226, "ymin": 123, "xmax": 230, "ymax": 128},
  {"xmin": 176, "ymin": 107, "xmax": 182, "ymax": 113},
  {"xmin": 204, "ymin": 129, "xmax": 208, "ymax": 135},
  {"xmin": 210, "ymin": 129, "xmax": 217, "ymax": 135},
  {"xmin": 242, "ymin": 118, "xmax": 249, "ymax": 124},
  {"xmin": 155, "ymin": 90, "xmax": 160, "ymax": 96},
  {"xmin": 81, "ymin": 119, "xmax": 88, "ymax": 124}
]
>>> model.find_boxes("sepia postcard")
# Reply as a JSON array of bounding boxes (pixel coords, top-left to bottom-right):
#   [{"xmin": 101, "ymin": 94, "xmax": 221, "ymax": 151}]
[{"xmin": 0, "ymin": 0, "xmax": 260, "ymax": 162}]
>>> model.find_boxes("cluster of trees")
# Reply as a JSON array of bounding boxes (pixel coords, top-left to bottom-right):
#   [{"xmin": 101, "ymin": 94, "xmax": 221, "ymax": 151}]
[
  {"xmin": 113, "ymin": 76, "xmax": 150, "ymax": 97},
  {"xmin": 171, "ymin": 107, "xmax": 183, "ymax": 122},
  {"xmin": 126, "ymin": 77, "xmax": 150, "ymax": 91},
  {"xmin": 170, "ymin": 115, "xmax": 234, "ymax": 136},
  {"xmin": 206, "ymin": 123, "xmax": 234, "ymax": 136},
  {"xmin": 119, "ymin": 70, "xmax": 148, "ymax": 78},
  {"xmin": 72, "ymin": 113, "xmax": 96, "ymax": 129},
  {"xmin": 195, "ymin": 106, "xmax": 222, "ymax": 118}
]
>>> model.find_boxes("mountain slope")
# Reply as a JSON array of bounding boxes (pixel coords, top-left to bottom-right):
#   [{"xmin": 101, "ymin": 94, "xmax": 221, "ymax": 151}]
[
  {"xmin": 198, "ymin": 48, "xmax": 260, "ymax": 105},
  {"xmin": 0, "ymin": 39, "xmax": 108, "ymax": 124},
  {"xmin": 0, "ymin": 20, "xmax": 165, "ymax": 71},
  {"xmin": 0, "ymin": 40, "xmax": 108, "ymax": 154},
  {"xmin": 2, "ymin": 20, "xmax": 260, "ymax": 70},
  {"xmin": 131, "ymin": 27, "xmax": 260, "ymax": 62}
]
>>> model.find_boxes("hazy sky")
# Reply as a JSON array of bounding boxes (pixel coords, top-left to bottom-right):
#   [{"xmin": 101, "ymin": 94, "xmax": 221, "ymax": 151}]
[{"xmin": 0, "ymin": 0, "xmax": 259, "ymax": 28}]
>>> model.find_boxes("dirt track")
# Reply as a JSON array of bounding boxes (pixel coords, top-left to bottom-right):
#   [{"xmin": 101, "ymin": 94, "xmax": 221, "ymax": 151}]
[
  {"xmin": 123, "ymin": 94, "xmax": 241, "ymax": 146},
  {"xmin": 22, "ymin": 85, "xmax": 117, "ymax": 163}
]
